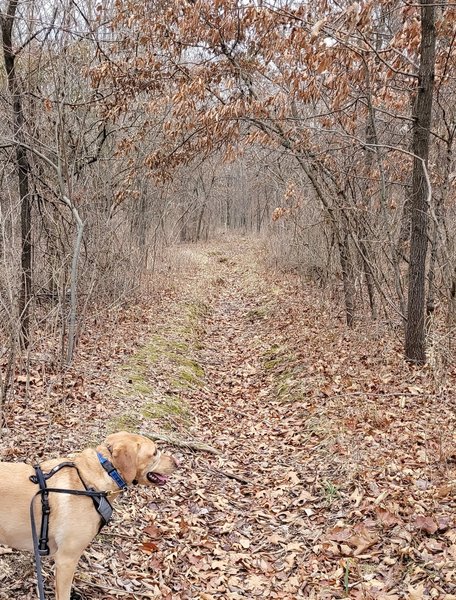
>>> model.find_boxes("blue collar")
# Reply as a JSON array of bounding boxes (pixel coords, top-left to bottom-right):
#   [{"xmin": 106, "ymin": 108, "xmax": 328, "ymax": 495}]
[{"xmin": 97, "ymin": 452, "xmax": 128, "ymax": 490}]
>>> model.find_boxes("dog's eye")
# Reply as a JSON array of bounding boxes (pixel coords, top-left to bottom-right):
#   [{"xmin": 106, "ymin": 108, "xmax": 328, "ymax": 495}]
[{"xmin": 153, "ymin": 448, "xmax": 158, "ymax": 456}]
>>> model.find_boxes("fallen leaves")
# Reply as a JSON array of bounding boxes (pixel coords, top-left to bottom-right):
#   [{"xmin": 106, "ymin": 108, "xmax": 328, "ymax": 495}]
[
  {"xmin": 415, "ymin": 515, "xmax": 439, "ymax": 535},
  {"xmin": 326, "ymin": 523, "xmax": 378, "ymax": 557},
  {"xmin": 139, "ymin": 541, "xmax": 159, "ymax": 553},
  {"xmin": 143, "ymin": 523, "xmax": 162, "ymax": 539},
  {"xmin": 1, "ymin": 239, "xmax": 456, "ymax": 599}
]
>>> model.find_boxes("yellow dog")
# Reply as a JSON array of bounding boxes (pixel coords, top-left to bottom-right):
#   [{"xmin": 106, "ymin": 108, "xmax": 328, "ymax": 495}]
[{"xmin": 0, "ymin": 431, "xmax": 178, "ymax": 599}]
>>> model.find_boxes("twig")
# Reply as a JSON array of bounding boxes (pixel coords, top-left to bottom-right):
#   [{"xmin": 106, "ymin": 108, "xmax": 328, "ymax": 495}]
[
  {"xmin": 210, "ymin": 467, "xmax": 251, "ymax": 485},
  {"xmin": 325, "ymin": 391, "xmax": 437, "ymax": 399},
  {"xmin": 96, "ymin": 531, "xmax": 138, "ymax": 541},
  {"xmin": 142, "ymin": 431, "xmax": 219, "ymax": 454}
]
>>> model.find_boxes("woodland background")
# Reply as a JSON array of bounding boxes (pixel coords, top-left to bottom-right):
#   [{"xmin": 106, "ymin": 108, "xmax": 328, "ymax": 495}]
[
  {"xmin": 1, "ymin": 2, "xmax": 456, "ymax": 599},
  {"xmin": 0, "ymin": 0, "xmax": 455, "ymax": 397}
]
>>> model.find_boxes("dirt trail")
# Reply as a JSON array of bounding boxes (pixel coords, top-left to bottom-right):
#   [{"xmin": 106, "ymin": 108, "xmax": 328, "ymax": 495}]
[
  {"xmin": 128, "ymin": 238, "xmax": 454, "ymax": 600},
  {"xmin": 151, "ymin": 238, "xmax": 314, "ymax": 598},
  {"xmin": 1, "ymin": 236, "xmax": 455, "ymax": 599}
]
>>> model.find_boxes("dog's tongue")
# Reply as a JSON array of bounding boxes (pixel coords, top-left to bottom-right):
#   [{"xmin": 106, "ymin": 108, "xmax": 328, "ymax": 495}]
[{"xmin": 147, "ymin": 472, "xmax": 168, "ymax": 486}]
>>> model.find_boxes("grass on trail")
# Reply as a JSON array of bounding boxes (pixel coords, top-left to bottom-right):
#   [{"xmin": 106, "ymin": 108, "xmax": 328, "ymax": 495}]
[{"xmin": 0, "ymin": 235, "xmax": 455, "ymax": 600}]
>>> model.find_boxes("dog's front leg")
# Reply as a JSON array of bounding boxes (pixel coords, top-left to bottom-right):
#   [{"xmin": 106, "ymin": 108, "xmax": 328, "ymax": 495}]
[{"xmin": 54, "ymin": 550, "xmax": 83, "ymax": 600}]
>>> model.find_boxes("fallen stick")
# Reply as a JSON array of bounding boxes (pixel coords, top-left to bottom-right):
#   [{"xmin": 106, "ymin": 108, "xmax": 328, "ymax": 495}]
[
  {"xmin": 211, "ymin": 467, "xmax": 251, "ymax": 485},
  {"xmin": 142, "ymin": 431, "xmax": 219, "ymax": 454}
]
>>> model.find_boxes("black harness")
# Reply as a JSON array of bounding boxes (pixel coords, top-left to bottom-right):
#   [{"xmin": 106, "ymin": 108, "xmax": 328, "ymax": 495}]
[{"xmin": 29, "ymin": 461, "xmax": 115, "ymax": 600}]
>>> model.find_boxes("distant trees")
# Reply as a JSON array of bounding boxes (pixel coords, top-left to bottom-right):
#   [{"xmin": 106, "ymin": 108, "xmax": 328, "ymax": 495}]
[
  {"xmin": 0, "ymin": 0, "xmax": 454, "ymax": 370},
  {"xmin": 95, "ymin": 0, "xmax": 455, "ymax": 363}
]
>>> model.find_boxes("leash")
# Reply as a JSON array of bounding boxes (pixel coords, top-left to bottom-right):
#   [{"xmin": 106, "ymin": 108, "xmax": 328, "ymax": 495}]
[{"xmin": 29, "ymin": 462, "xmax": 115, "ymax": 600}]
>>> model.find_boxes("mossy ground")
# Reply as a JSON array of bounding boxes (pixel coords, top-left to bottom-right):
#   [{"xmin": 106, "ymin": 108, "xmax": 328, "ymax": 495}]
[
  {"xmin": 142, "ymin": 394, "xmax": 188, "ymax": 419},
  {"xmin": 111, "ymin": 277, "xmax": 211, "ymax": 430},
  {"xmin": 262, "ymin": 343, "xmax": 310, "ymax": 403},
  {"xmin": 107, "ymin": 412, "xmax": 141, "ymax": 434}
]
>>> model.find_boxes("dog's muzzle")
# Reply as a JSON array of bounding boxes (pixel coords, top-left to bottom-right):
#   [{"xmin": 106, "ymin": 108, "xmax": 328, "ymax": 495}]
[{"xmin": 146, "ymin": 472, "xmax": 168, "ymax": 486}]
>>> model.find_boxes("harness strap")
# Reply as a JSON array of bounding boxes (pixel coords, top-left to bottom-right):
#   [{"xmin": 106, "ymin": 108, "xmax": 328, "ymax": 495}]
[
  {"xmin": 30, "ymin": 493, "xmax": 47, "ymax": 600},
  {"xmin": 31, "ymin": 465, "xmax": 51, "ymax": 557},
  {"xmin": 29, "ymin": 462, "xmax": 115, "ymax": 600},
  {"xmin": 30, "ymin": 461, "xmax": 77, "ymax": 483},
  {"xmin": 43, "ymin": 487, "xmax": 113, "ymax": 527}
]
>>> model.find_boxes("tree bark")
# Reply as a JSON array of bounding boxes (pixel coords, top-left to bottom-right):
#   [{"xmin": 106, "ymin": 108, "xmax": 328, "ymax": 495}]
[
  {"xmin": 195, "ymin": 203, "xmax": 206, "ymax": 242},
  {"xmin": 1, "ymin": 0, "xmax": 33, "ymax": 348},
  {"xmin": 404, "ymin": 0, "xmax": 436, "ymax": 364},
  {"xmin": 338, "ymin": 226, "xmax": 356, "ymax": 327},
  {"xmin": 297, "ymin": 158, "xmax": 357, "ymax": 327}
]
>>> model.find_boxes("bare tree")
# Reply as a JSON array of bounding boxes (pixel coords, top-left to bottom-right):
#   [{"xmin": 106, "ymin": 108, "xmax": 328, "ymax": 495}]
[
  {"xmin": 1, "ymin": 0, "xmax": 32, "ymax": 347},
  {"xmin": 405, "ymin": 0, "xmax": 436, "ymax": 364}
]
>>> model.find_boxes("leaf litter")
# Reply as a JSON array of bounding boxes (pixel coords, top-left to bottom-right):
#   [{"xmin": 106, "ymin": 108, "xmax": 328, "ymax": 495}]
[{"xmin": 0, "ymin": 236, "xmax": 455, "ymax": 599}]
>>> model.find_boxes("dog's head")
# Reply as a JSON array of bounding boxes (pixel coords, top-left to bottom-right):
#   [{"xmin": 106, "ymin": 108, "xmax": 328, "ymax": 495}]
[{"xmin": 103, "ymin": 431, "xmax": 178, "ymax": 487}]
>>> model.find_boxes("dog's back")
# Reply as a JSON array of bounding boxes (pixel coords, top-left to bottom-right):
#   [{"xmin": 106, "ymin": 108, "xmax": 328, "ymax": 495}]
[{"xmin": 0, "ymin": 461, "xmax": 38, "ymax": 551}]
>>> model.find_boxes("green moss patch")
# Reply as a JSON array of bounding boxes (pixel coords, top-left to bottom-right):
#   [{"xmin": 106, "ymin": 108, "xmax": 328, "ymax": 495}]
[
  {"xmin": 142, "ymin": 394, "xmax": 188, "ymax": 420},
  {"xmin": 106, "ymin": 412, "xmax": 141, "ymax": 434},
  {"xmin": 115, "ymin": 286, "xmax": 210, "ymax": 433},
  {"xmin": 261, "ymin": 344, "xmax": 310, "ymax": 403}
]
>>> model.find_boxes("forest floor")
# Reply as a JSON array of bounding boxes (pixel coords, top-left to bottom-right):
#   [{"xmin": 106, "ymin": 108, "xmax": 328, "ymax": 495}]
[{"xmin": 1, "ymin": 235, "xmax": 456, "ymax": 600}]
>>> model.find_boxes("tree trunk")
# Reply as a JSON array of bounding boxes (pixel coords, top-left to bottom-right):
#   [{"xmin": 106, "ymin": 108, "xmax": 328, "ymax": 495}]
[
  {"xmin": 426, "ymin": 193, "xmax": 442, "ymax": 322},
  {"xmin": 338, "ymin": 228, "xmax": 356, "ymax": 327},
  {"xmin": 298, "ymin": 159, "xmax": 357, "ymax": 327},
  {"xmin": 1, "ymin": 0, "xmax": 33, "ymax": 348},
  {"xmin": 404, "ymin": 0, "xmax": 436, "ymax": 364},
  {"xmin": 195, "ymin": 203, "xmax": 206, "ymax": 242},
  {"xmin": 66, "ymin": 202, "xmax": 84, "ymax": 365},
  {"xmin": 359, "ymin": 236, "xmax": 377, "ymax": 320}
]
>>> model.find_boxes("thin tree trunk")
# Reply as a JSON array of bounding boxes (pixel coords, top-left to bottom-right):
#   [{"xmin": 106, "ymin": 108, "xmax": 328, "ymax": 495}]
[
  {"xmin": 363, "ymin": 59, "xmax": 405, "ymax": 318},
  {"xmin": 195, "ymin": 203, "xmax": 206, "ymax": 242},
  {"xmin": 397, "ymin": 94, "xmax": 418, "ymax": 252},
  {"xmin": 338, "ymin": 227, "xmax": 356, "ymax": 327},
  {"xmin": 298, "ymin": 159, "xmax": 357, "ymax": 326},
  {"xmin": 426, "ymin": 194, "xmax": 442, "ymax": 321},
  {"xmin": 1, "ymin": 0, "xmax": 33, "ymax": 348},
  {"xmin": 225, "ymin": 197, "xmax": 231, "ymax": 229},
  {"xmin": 358, "ymin": 236, "xmax": 377, "ymax": 320},
  {"xmin": 66, "ymin": 211, "xmax": 83, "ymax": 365},
  {"xmin": 405, "ymin": 0, "xmax": 436, "ymax": 364},
  {"xmin": 441, "ymin": 137, "xmax": 456, "ymax": 344},
  {"xmin": 363, "ymin": 103, "xmax": 376, "ymax": 316}
]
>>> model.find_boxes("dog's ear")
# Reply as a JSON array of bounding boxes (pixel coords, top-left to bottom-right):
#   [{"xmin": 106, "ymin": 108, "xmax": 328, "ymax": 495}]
[{"xmin": 106, "ymin": 433, "xmax": 139, "ymax": 484}]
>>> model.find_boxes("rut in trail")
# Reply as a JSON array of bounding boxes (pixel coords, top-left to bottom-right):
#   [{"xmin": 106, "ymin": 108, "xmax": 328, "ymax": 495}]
[
  {"xmin": 162, "ymin": 239, "xmax": 456, "ymax": 600},
  {"xmin": 172, "ymin": 240, "xmax": 311, "ymax": 599}
]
